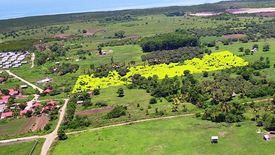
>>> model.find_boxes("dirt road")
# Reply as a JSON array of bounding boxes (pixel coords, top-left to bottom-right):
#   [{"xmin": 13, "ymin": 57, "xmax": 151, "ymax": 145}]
[
  {"xmin": 40, "ymin": 99, "xmax": 69, "ymax": 155},
  {"xmin": 31, "ymin": 53, "xmax": 35, "ymax": 68},
  {"xmin": 5, "ymin": 70, "xmax": 43, "ymax": 93},
  {"xmin": 68, "ymin": 113, "xmax": 195, "ymax": 135}
]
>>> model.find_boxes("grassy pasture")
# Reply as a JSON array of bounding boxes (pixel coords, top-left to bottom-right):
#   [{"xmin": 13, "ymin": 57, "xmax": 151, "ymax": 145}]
[
  {"xmin": 211, "ymin": 38, "xmax": 275, "ymax": 80},
  {"xmin": 51, "ymin": 116, "xmax": 274, "ymax": 155},
  {"xmin": 0, "ymin": 139, "xmax": 44, "ymax": 155},
  {"xmin": 0, "ymin": 118, "xmax": 30, "ymax": 139},
  {"xmin": 76, "ymin": 86, "xmax": 198, "ymax": 128}
]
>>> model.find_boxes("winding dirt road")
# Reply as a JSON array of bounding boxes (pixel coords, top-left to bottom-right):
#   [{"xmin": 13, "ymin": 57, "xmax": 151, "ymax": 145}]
[{"xmin": 40, "ymin": 99, "xmax": 69, "ymax": 155}]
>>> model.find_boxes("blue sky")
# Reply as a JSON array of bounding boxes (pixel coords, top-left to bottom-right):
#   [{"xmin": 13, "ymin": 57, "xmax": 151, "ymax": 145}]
[{"xmin": 0, "ymin": 0, "xmax": 222, "ymax": 19}]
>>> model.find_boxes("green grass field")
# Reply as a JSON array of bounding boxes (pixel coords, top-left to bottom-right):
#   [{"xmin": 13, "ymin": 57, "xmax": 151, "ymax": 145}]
[
  {"xmin": 0, "ymin": 139, "xmax": 44, "ymax": 155},
  {"xmin": 51, "ymin": 116, "xmax": 274, "ymax": 155},
  {"xmin": 75, "ymin": 86, "xmax": 198, "ymax": 128},
  {"xmin": 211, "ymin": 38, "xmax": 275, "ymax": 80}
]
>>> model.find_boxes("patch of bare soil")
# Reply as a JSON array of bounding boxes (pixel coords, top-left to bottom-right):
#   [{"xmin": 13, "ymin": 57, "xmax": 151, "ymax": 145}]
[
  {"xmin": 223, "ymin": 34, "xmax": 246, "ymax": 40},
  {"xmin": 126, "ymin": 35, "xmax": 140, "ymax": 40},
  {"xmin": 227, "ymin": 8, "xmax": 275, "ymax": 14},
  {"xmin": 189, "ymin": 12, "xmax": 222, "ymax": 17},
  {"xmin": 76, "ymin": 106, "xmax": 113, "ymax": 116},
  {"xmin": 34, "ymin": 43, "xmax": 49, "ymax": 51},
  {"xmin": 20, "ymin": 114, "xmax": 49, "ymax": 133},
  {"xmin": 257, "ymin": 12, "xmax": 275, "ymax": 17},
  {"xmin": 82, "ymin": 28, "xmax": 106, "ymax": 37},
  {"xmin": 53, "ymin": 33, "xmax": 73, "ymax": 39}
]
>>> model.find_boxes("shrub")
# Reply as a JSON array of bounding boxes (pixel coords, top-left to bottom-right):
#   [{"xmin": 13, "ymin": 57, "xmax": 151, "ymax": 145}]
[
  {"xmin": 149, "ymin": 98, "xmax": 157, "ymax": 104},
  {"xmin": 117, "ymin": 88, "xmax": 124, "ymax": 97},
  {"xmin": 95, "ymin": 102, "xmax": 108, "ymax": 107},
  {"xmin": 58, "ymin": 128, "xmax": 68, "ymax": 140},
  {"xmin": 93, "ymin": 89, "xmax": 100, "ymax": 96},
  {"xmin": 107, "ymin": 105, "xmax": 127, "ymax": 119}
]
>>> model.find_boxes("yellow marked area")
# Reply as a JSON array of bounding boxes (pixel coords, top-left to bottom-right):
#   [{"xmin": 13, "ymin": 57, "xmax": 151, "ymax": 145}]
[{"xmin": 73, "ymin": 51, "xmax": 248, "ymax": 93}]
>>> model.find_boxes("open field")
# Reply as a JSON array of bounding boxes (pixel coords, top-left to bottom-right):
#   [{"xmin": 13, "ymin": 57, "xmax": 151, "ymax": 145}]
[
  {"xmin": 75, "ymin": 86, "xmax": 199, "ymax": 128},
  {"xmin": 51, "ymin": 116, "xmax": 275, "ymax": 155},
  {"xmin": 0, "ymin": 139, "xmax": 44, "ymax": 155},
  {"xmin": 0, "ymin": 118, "xmax": 30, "ymax": 139},
  {"xmin": 211, "ymin": 38, "xmax": 275, "ymax": 80}
]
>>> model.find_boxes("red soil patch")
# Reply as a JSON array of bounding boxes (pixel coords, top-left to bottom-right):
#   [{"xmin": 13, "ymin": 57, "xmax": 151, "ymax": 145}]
[
  {"xmin": 76, "ymin": 106, "xmax": 113, "ymax": 116},
  {"xmin": 53, "ymin": 33, "xmax": 73, "ymax": 39},
  {"xmin": 20, "ymin": 114, "xmax": 49, "ymax": 133},
  {"xmin": 15, "ymin": 95, "xmax": 28, "ymax": 99},
  {"xmin": 223, "ymin": 34, "xmax": 246, "ymax": 40},
  {"xmin": 257, "ymin": 12, "xmax": 275, "ymax": 17}
]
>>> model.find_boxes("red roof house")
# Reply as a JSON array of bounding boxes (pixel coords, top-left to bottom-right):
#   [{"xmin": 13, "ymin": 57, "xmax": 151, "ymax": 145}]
[
  {"xmin": 1, "ymin": 111, "xmax": 13, "ymax": 119},
  {"xmin": 20, "ymin": 109, "xmax": 33, "ymax": 116},
  {"xmin": 8, "ymin": 89, "xmax": 19, "ymax": 96},
  {"xmin": 47, "ymin": 101, "xmax": 57, "ymax": 106},
  {"xmin": 32, "ymin": 103, "xmax": 41, "ymax": 108},
  {"xmin": 1, "ymin": 96, "xmax": 10, "ymax": 104},
  {"xmin": 43, "ymin": 89, "xmax": 53, "ymax": 94}
]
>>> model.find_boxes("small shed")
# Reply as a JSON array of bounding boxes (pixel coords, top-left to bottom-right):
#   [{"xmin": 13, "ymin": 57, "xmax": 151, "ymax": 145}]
[
  {"xmin": 263, "ymin": 135, "xmax": 271, "ymax": 141},
  {"xmin": 211, "ymin": 136, "xmax": 219, "ymax": 144},
  {"xmin": 20, "ymin": 85, "xmax": 28, "ymax": 89}
]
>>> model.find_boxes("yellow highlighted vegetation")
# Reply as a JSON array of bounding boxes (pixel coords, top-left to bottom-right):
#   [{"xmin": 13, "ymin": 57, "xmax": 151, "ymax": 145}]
[{"xmin": 73, "ymin": 51, "xmax": 248, "ymax": 93}]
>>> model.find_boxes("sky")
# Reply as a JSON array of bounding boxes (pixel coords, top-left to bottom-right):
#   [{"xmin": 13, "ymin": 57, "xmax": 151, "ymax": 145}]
[{"xmin": 0, "ymin": 0, "xmax": 223, "ymax": 20}]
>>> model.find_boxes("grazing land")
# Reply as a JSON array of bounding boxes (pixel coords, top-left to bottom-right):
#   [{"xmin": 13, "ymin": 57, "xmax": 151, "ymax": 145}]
[
  {"xmin": 0, "ymin": 139, "xmax": 44, "ymax": 155},
  {"xmin": 51, "ymin": 116, "xmax": 275, "ymax": 155},
  {"xmin": 0, "ymin": 0, "xmax": 275, "ymax": 155}
]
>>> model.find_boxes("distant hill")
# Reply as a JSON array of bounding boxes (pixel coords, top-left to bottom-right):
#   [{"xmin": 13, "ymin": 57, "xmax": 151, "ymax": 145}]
[{"xmin": 0, "ymin": 0, "xmax": 275, "ymax": 32}]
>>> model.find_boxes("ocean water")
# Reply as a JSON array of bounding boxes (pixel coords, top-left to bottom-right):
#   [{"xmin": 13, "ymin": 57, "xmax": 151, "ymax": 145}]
[{"xmin": 0, "ymin": 0, "xmax": 222, "ymax": 20}]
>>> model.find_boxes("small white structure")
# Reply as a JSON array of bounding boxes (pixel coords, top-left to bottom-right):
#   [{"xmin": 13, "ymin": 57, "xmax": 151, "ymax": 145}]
[
  {"xmin": 251, "ymin": 48, "xmax": 258, "ymax": 53},
  {"xmin": 37, "ymin": 78, "xmax": 52, "ymax": 85},
  {"xmin": 264, "ymin": 134, "xmax": 270, "ymax": 141},
  {"xmin": 20, "ymin": 85, "xmax": 28, "ymax": 89},
  {"xmin": 211, "ymin": 136, "xmax": 219, "ymax": 144}
]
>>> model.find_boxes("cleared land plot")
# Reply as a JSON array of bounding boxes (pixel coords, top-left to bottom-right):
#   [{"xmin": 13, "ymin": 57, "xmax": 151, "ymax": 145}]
[
  {"xmin": 51, "ymin": 117, "xmax": 274, "ymax": 155},
  {"xmin": 0, "ymin": 118, "xmax": 30, "ymax": 139},
  {"xmin": 227, "ymin": 8, "xmax": 275, "ymax": 14},
  {"xmin": 0, "ymin": 139, "xmax": 44, "ymax": 155},
  {"xmin": 76, "ymin": 86, "xmax": 198, "ymax": 128}
]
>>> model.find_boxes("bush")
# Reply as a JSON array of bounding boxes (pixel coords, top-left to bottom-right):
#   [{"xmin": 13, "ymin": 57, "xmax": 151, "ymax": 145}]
[
  {"xmin": 140, "ymin": 32, "xmax": 198, "ymax": 52},
  {"xmin": 149, "ymin": 98, "xmax": 157, "ymax": 104},
  {"xmin": 195, "ymin": 112, "xmax": 201, "ymax": 118},
  {"xmin": 58, "ymin": 128, "xmax": 68, "ymax": 140},
  {"xmin": 117, "ymin": 88, "xmax": 124, "ymax": 97},
  {"xmin": 93, "ymin": 89, "xmax": 100, "ymax": 95},
  {"xmin": 44, "ymin": 123, "xmax": 51, "ymax": 131},
  {"xmin": 95, "ymin": 101, "xmax": 108, "ymax": 107},
  {"xmin": 107, "ymin": 105, "xmax": 127, "ymax": 119}
]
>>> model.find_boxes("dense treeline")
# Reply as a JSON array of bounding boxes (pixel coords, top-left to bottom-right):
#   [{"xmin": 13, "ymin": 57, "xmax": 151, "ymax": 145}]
[
  {"xmin": 141, "ymin": 47, "xmax": 204, "ymax": 65},
  {"xmin": 36, "ymin": 43, "xmax": 68, "ymax": 65},
  {"xmin": 140, "ymin": 33, "xmax": 198, "ymax": 52},
  {"xmin": 128, "ymin": 62, "xmax": 275, "ymax": 123},
  {"xmin": 49, "ymin": 63, "xmax": 80, "ymax": 76},
  {"xmin": 62, "ymin": 95, "xmax": 91, "ymax": 130},
  {"xmin": 189, "ymin": 19, "xmax": 275, "ymax": 41}
]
